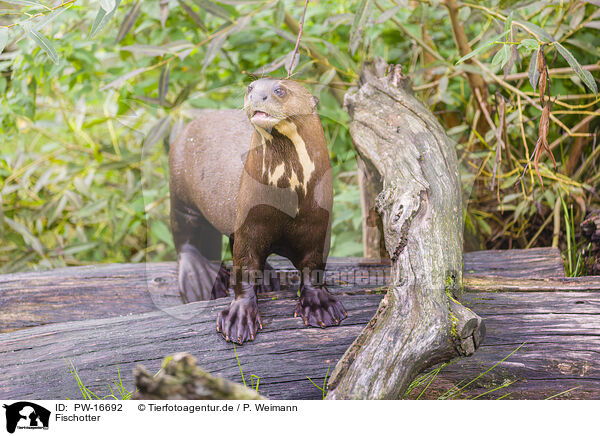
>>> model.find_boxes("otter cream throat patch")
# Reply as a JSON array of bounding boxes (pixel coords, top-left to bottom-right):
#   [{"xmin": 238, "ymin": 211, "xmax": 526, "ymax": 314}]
[{"xmin": 269, "ymin": 120, "xmax": 315, "ymax": 194}]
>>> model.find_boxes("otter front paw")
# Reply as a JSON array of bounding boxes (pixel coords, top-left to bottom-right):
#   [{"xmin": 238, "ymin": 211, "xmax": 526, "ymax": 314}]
[
  {"xmin": 216, "ymin": 294, "xmax": 262, "ymax": 344},
  {"xmin": 294, "ymin": 285, "xmax": 347, "ymax": 328}
]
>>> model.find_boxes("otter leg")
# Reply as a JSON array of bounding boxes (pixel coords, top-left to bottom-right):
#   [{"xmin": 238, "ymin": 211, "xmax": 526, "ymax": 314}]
[
  {"xmin": 258, "ymin": 259, "xmax": 281, "ymax": 293},
  {"xmin": 293, "ymin": 255, "xmax": 347, "ymax": 328},
  {"xmin": 171, "ymin": 203, "xmax": 230, "ymax": 302},
  {"xmin": 216, "ymin": 225, "xmax": 270, "ymax": 344},
  {"xmin": 228, "ymin": 235, "xmax": 280, "ymax": 293}
]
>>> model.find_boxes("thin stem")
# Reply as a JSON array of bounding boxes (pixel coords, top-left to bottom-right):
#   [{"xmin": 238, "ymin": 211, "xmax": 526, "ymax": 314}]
[
  {"xmin": 374, "ymin": 0, "xmax": 444, "ymax": 62},
  {"xmin": 286, "ymin": 0, "xmax": 309, "ymax": 78},
  {"xmin": 0, "ymin": 0, "xmax": 78, "ymax": 29}
]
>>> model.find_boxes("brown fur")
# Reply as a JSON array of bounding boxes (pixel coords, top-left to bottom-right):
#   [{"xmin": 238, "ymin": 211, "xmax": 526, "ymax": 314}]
[{"xmin": 169, "ymin": 78, "xmax": 346, "ymax": 344}]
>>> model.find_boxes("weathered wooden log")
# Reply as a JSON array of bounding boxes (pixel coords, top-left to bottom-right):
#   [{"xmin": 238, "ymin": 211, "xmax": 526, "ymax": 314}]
[
  {"xmin": 464, "ymin": 275, "xmax": 600, "ymax": 292},
  {"xmin": 326, "ymin": 58, "xmax": 485, "ymax": 399},
  {"xmin": 133, "ymin": 352, "xmax": 265, "ymax": 400},
  {"xmin": 2, "ymin": 272, "xmax": 599, "ymax": 400},
  {"xmin": 0, "ymin": 286, "xmax": 382, "ymax": 400},
  {"xmin": 463, "ymin": 247, "xmax": 564, "ymax": 278},
  {"xmin": 0, "ymin": 248, "xmax": 563, "ymax": 333},
  {"xmin": 406, "ymin": 289, "xmax": 600, "ymax": 399}
]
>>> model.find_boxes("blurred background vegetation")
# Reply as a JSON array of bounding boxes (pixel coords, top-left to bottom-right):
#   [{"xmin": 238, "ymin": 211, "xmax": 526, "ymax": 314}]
[{"xmin": 0, "ymin": 0, "xmax": 598, "ymax": 275}]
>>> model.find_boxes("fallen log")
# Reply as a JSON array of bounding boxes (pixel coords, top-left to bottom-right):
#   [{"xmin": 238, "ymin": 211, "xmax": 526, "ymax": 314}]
[
  {"xmin": 0, "ymin": 248, "xmax": 563, "ymax": 333},
  {"xmin": 406, "ymin": 290, "xmax": 600, "ymax": 399},
  {"xmin": 133, "ymin": 353, "xmax": 265, "ymax": 400},
  {"xmin": 0, "ymin": 287, "xmax": 382, "ymax": 400},
  {"xmin": 1, "ymin": 273, "xmax": 599, "ymax": 399},
  {"xmin": 326, "ymin": 58, "xmax": 485, "ymax": 399}
]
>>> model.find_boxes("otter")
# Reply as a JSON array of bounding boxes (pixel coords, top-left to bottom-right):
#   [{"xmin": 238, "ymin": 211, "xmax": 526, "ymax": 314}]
[{"xmin": 169, "ymin": 78, "xmax": 347, "ymax": 344}]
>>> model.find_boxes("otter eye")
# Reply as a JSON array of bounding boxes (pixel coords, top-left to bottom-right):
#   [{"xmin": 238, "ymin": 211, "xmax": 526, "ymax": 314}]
[
  {"xmin": 273, "ymin": 87, "xmax": 286, "ymax": 97},
  {"xmin": 247, "ymin": 84, "xmax": 254, "ymax": 93}
]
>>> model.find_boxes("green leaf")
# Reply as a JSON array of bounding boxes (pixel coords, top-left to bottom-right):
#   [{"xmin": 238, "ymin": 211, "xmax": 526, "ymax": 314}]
[
  {"xmin": 151, "ymin": 220, "xmax": 173, "ymax": 246},
  {"xmin": 504, "ymin": 10, "xmax": 514, "ymax": 34},
  {"xmin": 4, "ymin": 217, "xmax": 44, "ymax": 256},
  {"xmin": 565, "ymin": 38, "xmax": 600, "ymax": 57},
  {"xmin": 375, "ymin": 5, "xmax": 402, "ymax": 24},
  {"xmin": 519, "ymin": 38, "xmax": 539, "ymax": 52},
  {"xmin": 159, "ymin": 0, "xmax": 169, "ymax": 27},
  {"xmin": 143, "ymin": 116, "xmax": 171, "ymax": 149},
  {"xmin": 62, "ymin": 242, "xmax": 98, "ymax": 256},
  {"xmin": 323, "ymin": 40, "xmax": 355, "ymax": 72},
  {"xmin": 120, "ymin": 41, "xmax": 194, "ymax": 57},
  {"xmin": 555, "ymin": 42, "xmax": 598, "ymax": 95},
  {"xmin": 458, "ymin": 6, "xmax": 471, "ymax": 22},
  {"xmin": 158, "ymin": 64, "xmax": 170, "ymax": 106},
  {"xmin": 528, "ymin": 48, "xmax": 539, "ymax": 90},
  {"xmin": 32, "ymin": 3, "xmax": 70, "ymax": 31},
  {"xmin": 253, "ymin": 53, "xmax": 287, "ymax": 75},
  {"xmin": 24, "ymin": 24, "xmax": 58, "ymax": 64},
  {"xmin": 513, "ymin": 17, "xmax": 554, "ymax": 42},
  {"xmin": 202, "ymin": 16, "xmax": 249, "ymax": 71},
  {"xmin": 74, "ymin": 199, "xmax": 108, "ymax": 219},
  {"xmin": 193, "ymin": 0, "xmax": 231, "ymax": 22},
  {"xmin": 349, "ymin": 0, "xmax": 372, "ymax": 55},
  {"xmin": 172, "ymin": 81, "xmax": 197, "ymax": 108},
  {"xmin": 90, "ymin": 0, "xmax": 122, "ymax": 38},
  {"xmin": 0, "ymin": 29, "xmax": 8, "ymax": 55},
  {"xmin": 203, "ymin": 32, "xmax": 227, "ymax": 70},
  {"xmin": 100, "ymin": 66, "xmax": 148, "ymax": 90},
  {"xmin": 492, "ymin": 43, "xmax": 510, "ymax": 67},
  {"xmin": 100, "ymin": 0, "xmax": 116, "ymax": 12},
  {"xmin": 115, "ymin": 0, "xmax": 141, "ymax": 43},
  {"xmin": 456, "ymin": 29, "xmax": 510, "ymax": 64},
  {"xmin": 583, "ymin": 21, "xmax": 600, "ymax": 30},
  {"xmin": 178, "ymin": 0, "xmax": 207, "ymax": 32},
  {"xmin": 274, "ymin": 0, "xmax": 285, "ymax": 26},
  {"xmin": 2, "ymin": 0, "xmax": 44, "ymax": 6}
]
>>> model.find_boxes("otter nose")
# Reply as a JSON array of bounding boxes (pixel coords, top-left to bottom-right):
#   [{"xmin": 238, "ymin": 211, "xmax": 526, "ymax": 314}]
[{"xmin": 250, "ymin": 93, "xmax": 268, "ymax": 102}]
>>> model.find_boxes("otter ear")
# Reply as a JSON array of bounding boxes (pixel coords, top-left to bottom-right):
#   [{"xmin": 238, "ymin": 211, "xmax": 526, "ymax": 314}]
[{"xmin": 312, "ymin": 96, "xmax": 319, "ymax": 107}]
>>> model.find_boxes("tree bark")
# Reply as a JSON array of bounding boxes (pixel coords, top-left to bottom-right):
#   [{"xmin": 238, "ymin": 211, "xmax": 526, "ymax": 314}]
[
  {"xmin": 357, "ymin": 155, "xmax": 388, "ymax": 259},
  {"xmin": 326, "ymin": 58, "xmax": 485, "ymax": 399},
  {"xmin": 133, "ymin": 352, "xmax": 266, "ymax": 400}
]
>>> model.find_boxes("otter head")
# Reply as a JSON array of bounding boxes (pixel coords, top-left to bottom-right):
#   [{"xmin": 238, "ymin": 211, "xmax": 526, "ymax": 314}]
[{"xmin": 244, "ymin": 78, "xmax": 318, "ymax": 136}]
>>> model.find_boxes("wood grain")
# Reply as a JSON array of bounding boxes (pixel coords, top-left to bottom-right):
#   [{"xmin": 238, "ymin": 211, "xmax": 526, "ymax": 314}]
[
  {"xmin": 1, "ymin": 247, "xmax": 564, "ymax": 333},
  {"xmin": 0, "ymin": 291, "xmax": 381, "ymax": 400},
  {"xmin": 1, "ymin": 247, "xmax": 597, "ymax": 400},
  {"xmin": 406, "ymin": 291, "xmax": 600, "ymax": 399}
]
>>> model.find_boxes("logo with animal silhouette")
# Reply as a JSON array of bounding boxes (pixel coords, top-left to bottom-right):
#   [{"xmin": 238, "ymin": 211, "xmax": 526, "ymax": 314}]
[{"xmin": 2, "ymin": 402, "xmax": 50, "ymax": 434}]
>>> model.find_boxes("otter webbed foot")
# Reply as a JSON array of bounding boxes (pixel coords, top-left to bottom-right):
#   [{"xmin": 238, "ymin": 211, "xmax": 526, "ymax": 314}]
[
  {"xmin": 294, "ymin": 284, "xmax": 347, "ymax": 328},
  {"xmin": 216, "ymin": 292, "xmax": 262, "ymax": 344},
  {"xmin": 177, "ymin": 247, "xmax": 230, "ymax": 303}
]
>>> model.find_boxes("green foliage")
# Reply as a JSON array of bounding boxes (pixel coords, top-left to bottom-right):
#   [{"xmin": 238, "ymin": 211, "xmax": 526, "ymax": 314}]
[
  {"xmin": 1, "ymin": 0, "xmax": 599, "ymax": 272},
  {"xmin": 66, "ymin": 359, "xmax": 133, "ymax": 400}
]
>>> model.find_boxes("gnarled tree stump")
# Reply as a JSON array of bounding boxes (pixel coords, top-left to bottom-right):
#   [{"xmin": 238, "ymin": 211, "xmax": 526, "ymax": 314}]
[{"xmin": 326, "ymin": 58, "xmax": 485, "ymax": 399}]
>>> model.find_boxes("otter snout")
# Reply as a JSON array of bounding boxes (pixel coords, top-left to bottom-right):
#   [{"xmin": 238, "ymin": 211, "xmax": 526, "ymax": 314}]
[
  {"xmin": 244, "ymin": 79, "xmax": 287, "ymax": 131},
  {"xmin": 244, "ymin": 77, "xmax": 317, "ymax": 133}
]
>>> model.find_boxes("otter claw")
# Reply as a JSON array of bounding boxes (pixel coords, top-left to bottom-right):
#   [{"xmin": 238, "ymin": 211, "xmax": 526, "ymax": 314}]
[
  {"xmin": 217, "ymin": 294, "xmax": 261, "ymax": 344},
  {"xmin": 295, "ymin": 285, "xmax": 347, "ymax": 328}
]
